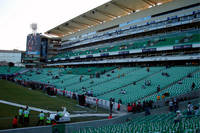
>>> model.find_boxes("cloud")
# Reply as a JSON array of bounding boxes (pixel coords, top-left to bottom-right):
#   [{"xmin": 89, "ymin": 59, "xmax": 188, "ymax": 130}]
[{"xmin": 0, "ymin": 0, "xmax": 110, "ymax": 50}]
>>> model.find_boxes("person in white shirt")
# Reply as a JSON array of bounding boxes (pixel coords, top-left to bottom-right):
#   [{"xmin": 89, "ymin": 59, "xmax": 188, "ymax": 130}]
[
  {"xmin": 174, "ymin": 110, "xmax": 182, "ymax": 124},
  {"xmin": 187, "ymin": 102, "xmax": 193, "ymax": 115},
  {"xmin": 169, "ymin": 99, "xmax": 173, "ymax": 112}
]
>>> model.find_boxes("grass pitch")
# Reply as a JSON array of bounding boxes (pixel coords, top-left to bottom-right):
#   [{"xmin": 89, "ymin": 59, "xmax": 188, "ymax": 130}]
[{"xmin": 0, "ymin": 80, "xmax": 108, "ymax": 130}]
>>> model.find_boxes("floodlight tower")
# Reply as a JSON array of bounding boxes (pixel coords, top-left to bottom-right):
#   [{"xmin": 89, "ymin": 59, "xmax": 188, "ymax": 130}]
[{"xmin": 30, "ymin": 23, "xmax": 37, "ymax": 35}]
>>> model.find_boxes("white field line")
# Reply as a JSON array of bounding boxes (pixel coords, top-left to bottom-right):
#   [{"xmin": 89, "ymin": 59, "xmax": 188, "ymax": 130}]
[
  {"xmin": 0, "ymin": 100, "xmax": 55, "ymax": 113},
  {"xmin": 0, "ymin": 100, "xmax": 125, "ymax": 118}
]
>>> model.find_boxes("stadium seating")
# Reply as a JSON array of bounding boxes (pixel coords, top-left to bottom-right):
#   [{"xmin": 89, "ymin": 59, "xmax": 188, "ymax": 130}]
[
  {"xmin": 50, "ymin": 30, "xmax": 200, "ymax": 60},
  {"xmin": 84, "ymin": 67, "xmax": 163, "ymax": 97},
  {"xmin": 0, "ymin": 66, "xmax": 25, "ymax": 75},
  {"xmin": 72, "ymin": 113, "xmax": 200, "ymax": 133},
  {"xmin": 63, "ymin": 67, "xmax": 114, "ymax": 75},
  {"xmin": 144, "ymin": 71, "xmax": 200, "ymax": 102},
  {"xmin": 62, "ymin": 10, "xmax": 200, "ymax": 49},
  {"xmin": 15, "ymin": 66, "xmax": 200, "ymax": 105},
  {"xmin": 15, "ymin": 67, "xmax": 114, "ymax": 88},
  {"xmin": 98, "ymin": 66, "xmax": 199, "ymax": 104}
]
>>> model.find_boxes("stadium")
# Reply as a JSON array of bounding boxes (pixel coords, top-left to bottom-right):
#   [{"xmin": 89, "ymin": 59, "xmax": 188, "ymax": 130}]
[{"xmin": 0, "ymin": 0, "xmax": 200, "ymax": 132}]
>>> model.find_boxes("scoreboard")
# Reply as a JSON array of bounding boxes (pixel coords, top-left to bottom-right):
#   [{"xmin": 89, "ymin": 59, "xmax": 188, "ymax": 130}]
[{"xmin": 26, "ymin": 33, "xmax": 41, "ymax": 55}]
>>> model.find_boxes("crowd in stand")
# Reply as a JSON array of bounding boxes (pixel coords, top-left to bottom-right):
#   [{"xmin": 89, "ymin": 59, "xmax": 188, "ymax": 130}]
[
  {"xmin": 81, "ymin": 86, "xmax": 94, "ymax": 96},
  {"xmin": 127, "ymin": 100, "xmax": 154, "ymax": 115},
  {"xmin": 168, "ymin": 98, "xmax": 179, "ymax": 112},
  {"xmin": 173, "ymin": 101, "xmax": 200, "ymax": 124}
]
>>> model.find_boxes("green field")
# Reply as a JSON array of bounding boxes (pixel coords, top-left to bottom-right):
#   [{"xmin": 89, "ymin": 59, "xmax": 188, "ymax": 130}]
[
  {"xmin": 0, "ymin": 80, "xmax": 108, "ymax": 130},
  {"xmin": 0, "ymin": 80, "xmax": 108, "ymax": 113},
  {"xmin": 0, "ymin": 103, "xmax": 39, "ymax": 130}
]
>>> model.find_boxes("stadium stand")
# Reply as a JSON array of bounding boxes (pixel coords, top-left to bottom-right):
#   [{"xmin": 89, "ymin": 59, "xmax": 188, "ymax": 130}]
[
  {"xmin": 97, "ymin": 66, "xmax": 199, "ymax": 103},
  {"xmin": 72, "ymin": 113, "xmax": 200, "ymax": 133},
  {"xmin": 1, "ymin": 0, "xmax": 200, "ymax": 132},
  {"xmin": 50, "ymin": 30, "xmax": 200, "ymax": 60},
  {"xmin": 0, "ymin": 66, "xmax": 25, "ymax": 75},
  {"xmin": 14, "ymin": 66, "xmax": 200, "ymax": 105},
  {"xmin": 144, "ymin": 71, "xmax": 200, "ymax": 102}
]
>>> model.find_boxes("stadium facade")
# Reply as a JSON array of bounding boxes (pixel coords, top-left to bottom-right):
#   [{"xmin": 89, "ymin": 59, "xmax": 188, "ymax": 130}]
[{"xmin": 42, "ymin": 0, "xmax": 200, "ymax": 67}]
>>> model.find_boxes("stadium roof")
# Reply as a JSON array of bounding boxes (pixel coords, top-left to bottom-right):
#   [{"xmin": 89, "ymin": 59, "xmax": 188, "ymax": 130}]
[{"xmin": 45, "ymin": 0, "xmax": 172, "ymax": 37}]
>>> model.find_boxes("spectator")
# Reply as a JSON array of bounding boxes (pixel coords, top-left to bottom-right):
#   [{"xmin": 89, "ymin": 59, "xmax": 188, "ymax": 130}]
[
  {"xmin": 145, "ymin": 80, "xmax": 147, "ymax": 86},
  {"xmin": 109, "ymin": 98, "xmax": 113, "ymax": 114},
  {"xmin": 55, "ymin": 110, "xmax": 60, "ymax": 121},
  {"xmin": 144, "ymin": 102, "xmax": 151, "ymax": 116},
  {"xmin": 161, "ymin": 72, "xmax": 165, "ymax": 76},
  {"xmin": 79, "ymin": 75, "xmax": 83, "ymax": 82},
  {"xmin": 157, "ymin": 85, "xmax": 160, "ymax": 93},
  {"xmin": 142, "ymin": 85, "xmax": 146, "ymax": 89},
  {"xmin": 54, "ymin": 88, "xmax": 57, "ymax": 95},
  {"xmin": 18, "ymin": 107, "xmax": 23, "ymax": 125},
  {"xmin": 46, "ymin": 113, "xmax": 51, "ymax": 125},
  {"xmin": 51, "ymin": 120, "xmax": 57, "ymax": 125},
  {"xmin": 117, "ymin": 102, "xmax": 121, "ymax": 111},
  {"xmin": 37, "ymin": 111, "xmax": 45, "ymax": 126},
  {"xmin": 147, "ymin": 80, "xmax": 151, "ymax": 86},
  {"xmin": 149, "ymin": 100, "xmax": 154, "ymax": 109},
  {"xmin": 194, "ymin": 105, "xmax": 200, "ymax": 115},
  {"xmin": 187, "ymin": 102, "xmax": 193, "ymax": 116},
  {"xmin": 191, "ymin": 82, "xmax": 195, "ymax": 91},
  {"xmin": 63, "ymin": 89, "xmax": 66, "ymax": 96},
  {"xmin": 87, "ymin": 90, "xmax": 91, "ymax": 96},
  {"xmin": 145, "ymin": 80, "xmax": 151, "ymax": 86},
  {"xmin": 112, "ymin": 98, "xmax": 115, "ymax": 103},
  {"xmin": 91, "ymin": 89, "xmax": 93, "ymax": 97},
  {"xmin": 132, "ymin": 102, "xmax": 137, "ymax": 113},
  {"xmin": 137, "ymin": 101, "xmax": 142, "ymax": 112},
  {"xmin": 146, "ymin": 67, "xmax": 150, "ymax": 72},
  {"xmin": 127, "ymin": 103, "xmax": 132, "ymax": 112},
  {"xmin": 177, "ymin": 80, "xmax": 182, "ymax": 84},
  {"xmin": 169, "ymin": 100, "xmax": 173, "ymax": 112},
  {"xmin": 90, "ymin": 74, "xmax": 94, "ymax": 78},
  {"xmin": 118, "ymin": 99, "xmax": 122, "ymax": 104},
  {"xmin": 173, "ymin": 98, "xmax": 179, "ymax": 112},
  {"xmin": 165, "ymin": 72, "xmax": 169, "ymax": 77},
  {"xmin": 187, "ymin": 73, "xmax": 192, "ymax": 78},
  {"xmin": 23, "ymin": 106, "xmax": 30, "ymax": 126},
  {"xmin": 120, "ymin": 89, "xmax": 126, "ymax": 94},
  {"xmin": 12, "ymin": 115, "xmax": 18, "ymax": 128},
  {"xmin": 157, "ymin": 95, "xmax": 160, "ymax": 100},
  {"xmin": 174, "ymin": 110, "xmax": 182, "ymax": 124},
  {"xmin": 108, "ymin": 113, "xmax": 112, "ymax": 119},
  {"xmin": 194, "ymin": 103, "xmax": 200, "ymax": 115}
]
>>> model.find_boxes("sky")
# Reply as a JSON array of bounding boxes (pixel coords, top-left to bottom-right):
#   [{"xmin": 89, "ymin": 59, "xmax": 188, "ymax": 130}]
[{"xmin": 0, "ymin": 0, "xmax": 111, "ymax": 51}]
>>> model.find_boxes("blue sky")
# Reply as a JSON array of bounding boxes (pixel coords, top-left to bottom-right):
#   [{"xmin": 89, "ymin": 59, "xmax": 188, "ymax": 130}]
[{"xmin": 0, "ymin": 0, "xmax": 110, "ymax": 51}]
